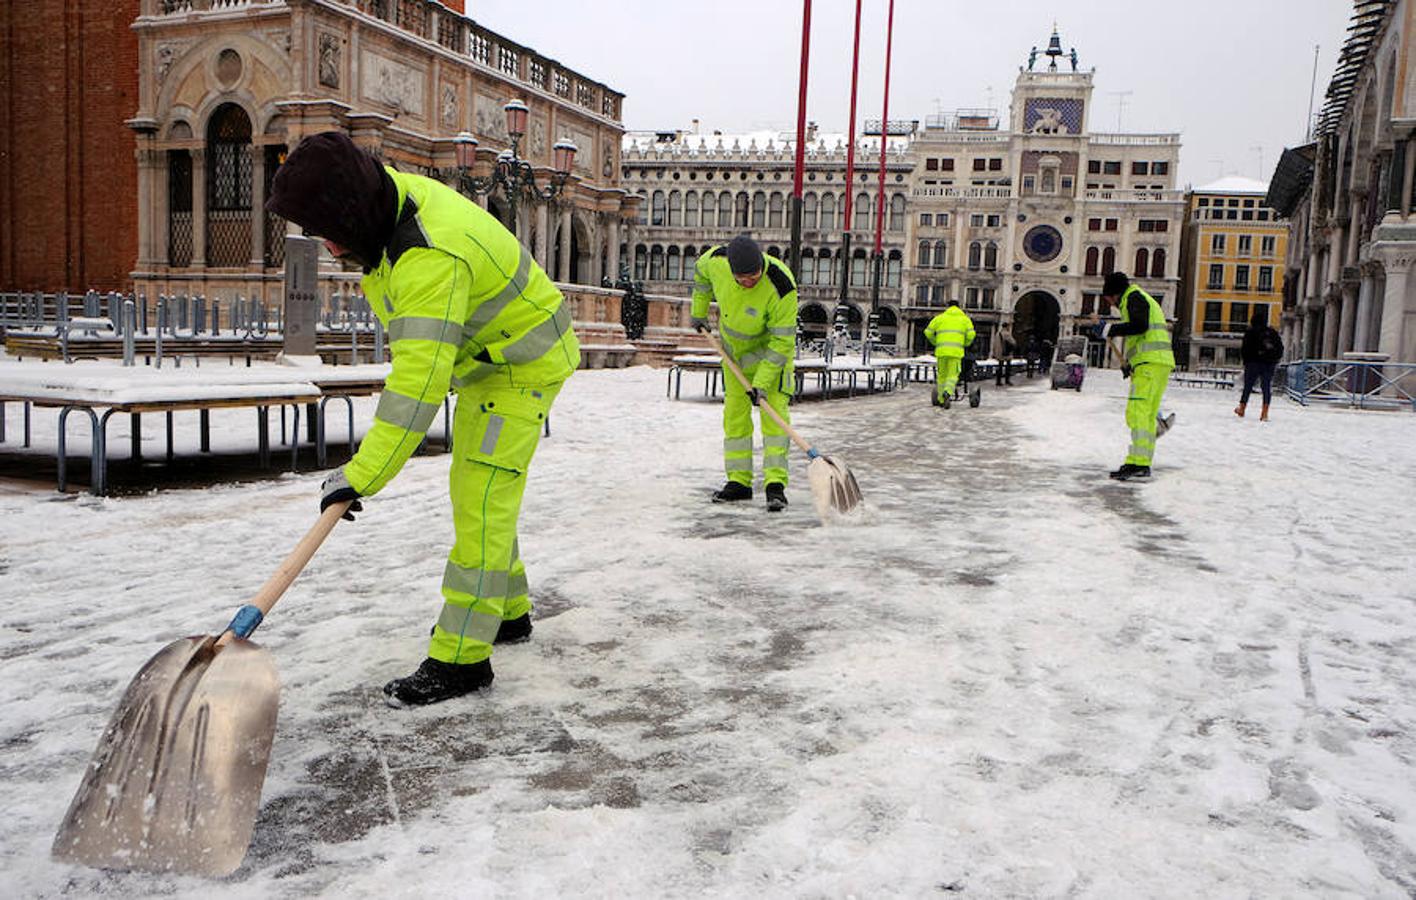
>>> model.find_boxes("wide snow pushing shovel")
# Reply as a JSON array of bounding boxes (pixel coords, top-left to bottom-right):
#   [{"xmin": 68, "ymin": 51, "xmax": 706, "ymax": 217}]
[
  {"xmin": 52, "ymin": 502, "xmax": 349, "ymax": 877},
  {"xmin": 704, "ymin": 332, "xmax": 862, "ymax": 519}
]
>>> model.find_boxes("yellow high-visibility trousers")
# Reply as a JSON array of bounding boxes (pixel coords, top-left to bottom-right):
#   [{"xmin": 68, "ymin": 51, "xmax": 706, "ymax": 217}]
[
  {"xmin": 431, "ymin": 383, "xmax": 560, "ymax": 664},
  {"xmin": 1124, "ymin": 364, "xmax": 1171, "ymax": 466},
  {"xmin": 722, "ymin": 372, "xmax": 791, "ymax": 487},
  {"xmin": 935, "ymin": 356, "xmax": 962, "ymax": 402}
]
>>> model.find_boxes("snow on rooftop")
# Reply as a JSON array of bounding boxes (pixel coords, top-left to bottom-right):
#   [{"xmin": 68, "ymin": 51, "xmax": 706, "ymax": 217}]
[
  {"xmin": 3, "ymin": 365, "xmax": 1415, "ymax": 896},
  {"xmin": 1194, "ymin": 175, "xmax": 1272, "ymax": 196}
]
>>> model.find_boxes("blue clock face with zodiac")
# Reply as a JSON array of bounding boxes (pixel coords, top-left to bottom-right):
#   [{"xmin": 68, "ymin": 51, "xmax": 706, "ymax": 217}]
[{"xmin": 1023, "ymin": 224, "xmax": 1064, "ymax": 263}]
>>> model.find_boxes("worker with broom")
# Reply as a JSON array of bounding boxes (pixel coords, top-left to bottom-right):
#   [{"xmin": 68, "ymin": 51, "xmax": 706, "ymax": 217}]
[
  {"xmin": 266, "ymin": 131, "xmax": 578, "ymax": 706},
  {"xmin": 925, "ymin": 298, "xmax": 975, "ymax": 407},
  {"xmin": 690, "ymin": 235, "xmax": 799, "ymax": 513}
]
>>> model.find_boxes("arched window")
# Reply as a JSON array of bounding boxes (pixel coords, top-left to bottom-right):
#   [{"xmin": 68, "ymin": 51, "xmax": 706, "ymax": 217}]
[
  {"xmin": 1134, "ymin": 247, "xmax": 1149, "ymax": 278},
  {"xmin": 649, "ymin": 245, "xmax": 664, "ymax": 280},
  {"xmin": 854, "ymin": 192, "xmax": 871, "ymax": 231},
  {"xmin": 1085, "ymin": 246, "xmax": 1099, "ymax": 276},
  {"xmin": 984, "ymin": 241, "xmax": 998, "ymax": 271},
  {"xmin": 968, "ymin": 241, "xmax": 982, "ymax": 270},
  {"xmin": 634, "ymin": 243, "xmax": 648, "ymax": 280},
  {"xmin": 701, "ymin": 191, "xmax": 716, "ymax": 227},
  {"xmin": 821, "ymin": 193, "xmax": 836, "ymax": 231},
  {"xmin": 1151, "ymin": 248, "xmax": 1167, "ymax": 278},
  {"xmin": 684, "ymin": 191, "xmax": 699, "ymax": 226},
  {"xmin": 752, "ymin": 191, "xmax": 766, "ymax": 227},
  {"xmin": 651, "ymin": 190, "xmax": 666, "ymax": 226},
  {"xmin": 769, "ymin": 192, "xmax": 784, "ymax": 228},
  {"xmin": 718, "ymin": 191, "xmax": 732, "ymax": 227},
  {"xmin": 668, "ymin": 190, "xmax": 682, "ymax": 227},
  {"xmin": 206, "ymin": 103, "xmax": 253, "ymax": 267},
  {"xmin": 803, "ymin": 193, "xmax": 818, "ymax": 229},
  {"xmin": 886, "ymin": 249, "xmax": 902, "ymax": 287},
  {"xmin": 735, "ymin": 192, "xmax": 750, "ymax": 227},
  {"xmin": 636, "ymin": 190, "xmax": 648, "ymax": 225},
  {"xmin": 666, "ymin": 245, "xmax": 682, "ymax": 281},
  {"xmin": 817, "ymin": 248, "xmax": 833, "ymax": 285},
  {"xmin": 933, "ymin": 240, "xmax": 947, "ymax": 268},
  {"xmin": 1102, "ymin": 246, "xmax": 1116, "ymax": 275},
  {"xmin": 801, "ymin": 248, "xmax": 816, "ymax": 284},
  {"xmin": 683, "ymin": 245, "xmax": 699, "ymax": 278},
  {"xmin": 888, "ymin": 194, "xmax": 906, "ymax": 232},
  {"xmin": 917, "ymin": 240, "xmax": 932, "ymax": 267},
  {"xmin": 851, "ymin": 248, "xmax": 868, "ymax": 286}
]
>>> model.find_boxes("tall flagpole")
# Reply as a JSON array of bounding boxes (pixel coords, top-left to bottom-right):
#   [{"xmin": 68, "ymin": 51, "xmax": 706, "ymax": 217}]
[
  {"xmin": 837, "ymin": 0, "xmax": 864, "ymax": 360},
  {"xmin": 865, "ymin": 0, "xmax": 896, "ymax": 364},
  {"xmin": 789, "ymin": 0, "xmax": 812, "ymax": 282}
]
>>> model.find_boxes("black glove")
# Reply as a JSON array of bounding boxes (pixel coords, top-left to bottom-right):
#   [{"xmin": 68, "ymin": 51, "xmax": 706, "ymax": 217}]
[
  {"xmin": 690, "ymin": 316, "xmax": 710, "ymax": 334},
  {"xmin": 745, "ymin": 387, "xmax": 763, "ymax": 406},
  {"xmin": 1120, "ymin": 363, "xmax": 1133, "ymax": 379},
  {"xmin": 319, "ymin": 469, "xmax": 363, "ymax": 521}
]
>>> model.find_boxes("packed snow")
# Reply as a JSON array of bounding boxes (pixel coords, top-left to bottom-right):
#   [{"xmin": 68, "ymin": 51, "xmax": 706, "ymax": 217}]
[{"xmin": 1, "ymin": 363, "xmax": 1414, "ymax": 898}]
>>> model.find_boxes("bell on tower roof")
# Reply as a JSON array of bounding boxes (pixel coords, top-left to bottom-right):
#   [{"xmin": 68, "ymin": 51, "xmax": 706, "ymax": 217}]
[{"xmin": 1046, "ymin": 23, "xmax": 1064, "ymax": 71}]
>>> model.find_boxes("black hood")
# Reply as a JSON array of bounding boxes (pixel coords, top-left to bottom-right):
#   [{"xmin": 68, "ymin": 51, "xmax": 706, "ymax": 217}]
[{"xmin": 265, "ymin": 131, "xmax": 398, "ymax": 271}]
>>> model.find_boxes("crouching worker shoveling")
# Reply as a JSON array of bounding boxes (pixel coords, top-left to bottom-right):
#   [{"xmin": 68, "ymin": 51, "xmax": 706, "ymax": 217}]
[{"xmin": 267, "ymin": 132, "xmax": 579, "ymax": 706}]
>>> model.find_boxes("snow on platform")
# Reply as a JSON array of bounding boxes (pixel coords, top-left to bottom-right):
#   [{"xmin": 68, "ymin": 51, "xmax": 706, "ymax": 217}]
[{"xmin": 2, "ymin": 366, "xmax": 1414, "ymax": 897}]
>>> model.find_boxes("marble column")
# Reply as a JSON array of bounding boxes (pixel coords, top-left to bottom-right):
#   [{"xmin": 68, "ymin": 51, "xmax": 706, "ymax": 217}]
[
  {"xmin": 534, "ymin": 204, "xmax": 549, "ymax": 271},
  {"xmin": 1353, "ymin": 273, "xmax": 1376, "ymax": 352},
  {"xmin": 250, "ymin": 147, "xmax": 267, "ymax": 269},
  {"xmin": 606, "ymin": 217, "xmax": 621, "ymax": 278},
  {"xmin": 557, "ymin": 207, "xmax": 572, "ymax": 283},
  {"xmin": 1376, "ymin": 252, "xmax": 1411, "ymax": 360},
  {"xmin": 1338, "ymin": 283, "xmax": 1358, "ymax": 355},
  {"xmin": 191, "ymin": 148, "xmax": 207, "ymax": 268},
  {"xmin": 1323, "ymin": 297, "xmax": 1341, "ymax": 358}
]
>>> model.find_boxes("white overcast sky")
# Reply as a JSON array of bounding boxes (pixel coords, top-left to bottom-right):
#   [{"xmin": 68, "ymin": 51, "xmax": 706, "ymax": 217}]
[{"xmin": 468, "ymin": 0, "xmax": 1354, "ymax": 188}]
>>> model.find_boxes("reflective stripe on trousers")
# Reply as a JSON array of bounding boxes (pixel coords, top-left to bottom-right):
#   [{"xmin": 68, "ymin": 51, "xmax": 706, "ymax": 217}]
[
  {"xmin": 1123, "ymin": 363, "xmax": 1170, "ymax": 466},
  {"xmin": 721, "ymin": 375, "xmax": 790, "ymax": 487}
]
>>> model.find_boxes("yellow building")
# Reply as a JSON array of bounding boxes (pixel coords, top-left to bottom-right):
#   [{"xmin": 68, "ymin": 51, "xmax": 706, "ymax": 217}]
[{"xmin": 1179, "ymin": 177, "xmax": 1288, "ymax": 368}]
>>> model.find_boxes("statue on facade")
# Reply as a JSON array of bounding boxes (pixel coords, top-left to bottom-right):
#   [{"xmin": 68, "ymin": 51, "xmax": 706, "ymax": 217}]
[
  {"xmin": 1070, "ymin": 48, "xmax": 1079, "ymax": 72},
  {"xmin": 1027, "ymin": 46, "xmax": 1038, "ymax": 71}
]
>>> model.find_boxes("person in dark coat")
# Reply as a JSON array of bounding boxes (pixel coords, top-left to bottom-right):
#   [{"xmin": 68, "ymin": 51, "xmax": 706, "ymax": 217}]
[{"xmin": 1235, "ymin": 308, "xmax": 1284, "ymax": 421}]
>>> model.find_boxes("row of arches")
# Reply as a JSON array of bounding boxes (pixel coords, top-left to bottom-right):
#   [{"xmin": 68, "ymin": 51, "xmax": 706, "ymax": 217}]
[
  {"xmin": 635, "ymin": 189, "xmax": 907, "ymax": 233},
  {"xmin": 629, "ymin": 243, "xmax": 905, "ymax": 289},
  {"xmin": 1081, "ymin": 246, "xmax": 1167, "ymax": 278},
  {"xmin": 798, "ymin": 302, "xmax": 900, "ymax": 343}
]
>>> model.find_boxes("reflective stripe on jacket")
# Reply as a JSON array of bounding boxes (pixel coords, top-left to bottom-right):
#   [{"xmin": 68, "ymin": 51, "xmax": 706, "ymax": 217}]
[
  {"xmin": 691, "ymin": 247, "xmax": 798, "ymax": 393},
  {"xmin": 348, "ymin": 168, "xmax": 580, "ymax": 495},
  {"xmin": 1118, "ymin": 285, "xmax": 1175, "ymax": 367},
  {"xmin": 925, "ymin": 306, "xmax": 975, "ymax": 358}
]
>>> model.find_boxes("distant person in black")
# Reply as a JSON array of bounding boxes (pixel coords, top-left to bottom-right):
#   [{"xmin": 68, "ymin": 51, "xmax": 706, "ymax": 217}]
[{"xmin": 1235, "ymin": 308, "xmax": 1283, "ymax": 421}]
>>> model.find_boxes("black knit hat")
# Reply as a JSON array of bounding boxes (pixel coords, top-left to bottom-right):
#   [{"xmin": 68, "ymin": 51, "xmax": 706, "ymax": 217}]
[
  {"xmin": 725, "ymin": 234, "xmax": 764, "ymax": 275},
  {"xmin": 265, "ymin": 131, "xmax": 398, "ymax": 271},
  {"xmin": 1102, "ymin": 271, "xmax": 1130, "ymax": 297}
]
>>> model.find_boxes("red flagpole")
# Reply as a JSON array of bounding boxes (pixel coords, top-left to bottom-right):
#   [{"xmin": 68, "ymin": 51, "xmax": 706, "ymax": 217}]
[
  {"xmin": 873, "ymin": 0, "xmax": 896, "ymax": 256},
  {"xmin": 839, "ymin": 0, "xmax": 863, "ymax": 310},
  {"xmin": 789, "ymin": 0, "xmax": 812, "ymax": 279}
]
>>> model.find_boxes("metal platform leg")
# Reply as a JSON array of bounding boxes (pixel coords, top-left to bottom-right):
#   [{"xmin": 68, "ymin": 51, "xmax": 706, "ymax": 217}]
[
  {"xmin": 130, "ymin": 413, "xmax": 142, "ymax": 463},
  {"xmin": 257, "ymin": 406, "xmax": 270, "ymax": 468},
  {"xmin": 200, "ymin": 409, "xmax": 211, "ymax": 452},
  {"xmin": 57, "ymin": 405, "xmax": 100, "ymax": 495}
]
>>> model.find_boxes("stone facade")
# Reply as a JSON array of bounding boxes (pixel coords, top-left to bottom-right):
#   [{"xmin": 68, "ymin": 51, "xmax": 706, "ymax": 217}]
[
  {"xmin": 1269, "ymin": 0, "xmax": 1416, "ymax": 366},
  {"xmin": 904, "ymin": 37, "xmax": 1183, "ymax": 360},
  {"xmin": 123, "ymin": 0, "xmax": 636, "ymax": 304},
  {"xmin": 619, "ymin": 127, "xmax": 912, "ymax": 349}
]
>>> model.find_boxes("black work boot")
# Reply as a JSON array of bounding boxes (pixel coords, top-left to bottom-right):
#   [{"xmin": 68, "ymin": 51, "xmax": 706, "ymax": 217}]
[
  {"xmin": 765, "ymin": 483, "xmax": 788, "ymax": 512},
  {"xmin": 1109, "ymin": 463, "xmax": 1152, "ymax": 481},
  {"xmin": 712, "ymin": 481, "xmax": 753, "ymax": 503},
  {"xmin": 383, "ymin": 658, "xmax": 493, "ymax": 707},
  {"xmin": 494, "ymin": 613, "xmax": 533, "ymax": 644}
]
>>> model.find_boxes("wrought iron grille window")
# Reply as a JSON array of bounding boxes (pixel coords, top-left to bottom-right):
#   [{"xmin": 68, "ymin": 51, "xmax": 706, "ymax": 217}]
[
  {"xmin": 264, "ymin": 145, "xmax": 287, "ymax": 268},
  {"xmin": 206, "ymin": 104, "xmax": 253, "ymax": 267},
  {"xmin": 168, "ymin": 150, "xmax": 193, "ymax": 267}
]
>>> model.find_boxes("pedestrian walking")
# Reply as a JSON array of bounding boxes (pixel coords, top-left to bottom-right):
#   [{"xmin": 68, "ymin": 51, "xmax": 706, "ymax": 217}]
[
  {"xmin": 992, "ymin": 323, "xmax": 1016, "ymax": 386},
  {"xmin": 266, "ymin": 131, "xmax": 579, "ymax": 706},
  {"xmin": 1235, "ymin": 307, "xmax": 1283, "ymax": 421},
  {"xmin": 690, "ymin": 235, "xmax": 799, "ymax": 513},
  {"xmin": 925, "ymin": 300, "xmax": 976, "ymax": 408}
]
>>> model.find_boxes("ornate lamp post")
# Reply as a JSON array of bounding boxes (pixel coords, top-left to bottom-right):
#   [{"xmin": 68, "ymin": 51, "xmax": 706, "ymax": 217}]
[{"xmin": 442, "ymin": 99, "xmax": 577, "ymax": 238}]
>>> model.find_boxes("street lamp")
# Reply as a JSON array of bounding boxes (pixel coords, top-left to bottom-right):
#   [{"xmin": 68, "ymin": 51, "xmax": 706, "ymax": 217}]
[{"xmin": 440, "ymin": 99, "xmax": 577, "ymax": 238}]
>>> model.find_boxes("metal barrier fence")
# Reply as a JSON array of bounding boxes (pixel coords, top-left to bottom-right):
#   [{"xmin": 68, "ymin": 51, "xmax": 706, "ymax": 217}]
[
  {"xmin": 0, "ymin": 288, "xmax": 385, "ymax": 366},
  {"xmin": 1281, "ymin": 359, "xmax": 1416, "ymax": 411}
]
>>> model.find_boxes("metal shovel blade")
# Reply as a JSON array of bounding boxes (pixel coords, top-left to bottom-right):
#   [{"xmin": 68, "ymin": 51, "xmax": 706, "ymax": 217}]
[
  {"xmin": 807, "ymin": 454, "xmax": 863, "ymax": 521},
  {"xmin": 53, "ymin": 634, "xmax": 279, "ymax": 877}
]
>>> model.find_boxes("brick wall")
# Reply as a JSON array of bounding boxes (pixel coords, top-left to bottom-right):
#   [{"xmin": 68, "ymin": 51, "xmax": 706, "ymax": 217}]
[{"xmin": 0, "ymin": 2, "xmax": 140, "ymax": 292}]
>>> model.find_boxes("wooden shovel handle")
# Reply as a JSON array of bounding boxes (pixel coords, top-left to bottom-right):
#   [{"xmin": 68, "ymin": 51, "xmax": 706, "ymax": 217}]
[
  {"xmin": 214, "ymin": 501, "xmax": 349, "ymax": 647},
  {"xmin": 703, "ymin": 331, "xmax": 815, "ymax": 455}
]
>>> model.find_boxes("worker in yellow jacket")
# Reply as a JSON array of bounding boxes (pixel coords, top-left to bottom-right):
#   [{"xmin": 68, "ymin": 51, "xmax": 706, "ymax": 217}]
[
  {"xmin": 267, "ymin": 131, "xmax": 579, "ymax": 706},
  {"xmin": 925, "ymin": 300, "xmax": 975, "ymax": 408},
  {"xmin": 690, "ymin": 235, "xmax": 798, "ymax": 512}
]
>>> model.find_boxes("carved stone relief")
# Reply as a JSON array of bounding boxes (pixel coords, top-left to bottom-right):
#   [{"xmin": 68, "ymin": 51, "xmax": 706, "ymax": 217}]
[
  {"xmin": 567, "ymin": 127, "xmax": 594, "ymax": 175},
  {"xmin": 361, "ymin": 50, "xmax": 424, "ymax": 117},
  {"xmin": 441, "ymin": 85, "xmax": 459, "ymax": 130},
  {"xmin": 318, "ymin": 33, "xmax": 340, "ymax": 89},
  {"xmin": 155, "ymin": 41, "xmax": 190, "ymax": 85},
  {"xmin": 602, "ymin": 139, "xmax": 614, "ymax": 179},
  {"xmin": 530, "ymin": 115, "xmax": 546, "ymax": 159},
  {"xmin": 475, "ymin": 92, "xmax": 508, "ymax": 142}
]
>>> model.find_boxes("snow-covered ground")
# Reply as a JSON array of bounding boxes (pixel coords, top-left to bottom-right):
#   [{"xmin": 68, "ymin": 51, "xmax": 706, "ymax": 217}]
[{"xmin": 2, "ymin": 364, "xmax": 1414, "ymax": 898}]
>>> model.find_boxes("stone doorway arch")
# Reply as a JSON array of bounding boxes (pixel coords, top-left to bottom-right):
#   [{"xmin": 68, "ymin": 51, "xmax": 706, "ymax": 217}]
[{"xmin": 1013, "ymin": 290, "xmax": 1061, "ymax": 362}]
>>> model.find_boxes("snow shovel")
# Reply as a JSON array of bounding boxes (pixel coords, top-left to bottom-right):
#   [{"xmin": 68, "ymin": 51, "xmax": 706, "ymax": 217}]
[
  {"xmin": 703, "ymin": 331, "xmax": 862, "ymax": 519},
  {"xmin": 52, "ymin": 501, "xmax": 350, "ymax": 877}
]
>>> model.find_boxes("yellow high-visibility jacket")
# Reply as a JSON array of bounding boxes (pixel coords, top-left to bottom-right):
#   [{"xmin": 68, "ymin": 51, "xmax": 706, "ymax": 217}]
[
  {"xmin": 925, "ymin": 306, "xmax": 975, "ymax": 358},
  {"xmin": 691, "ymin": 248, "xmax": 798, "ymax": 393}
]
